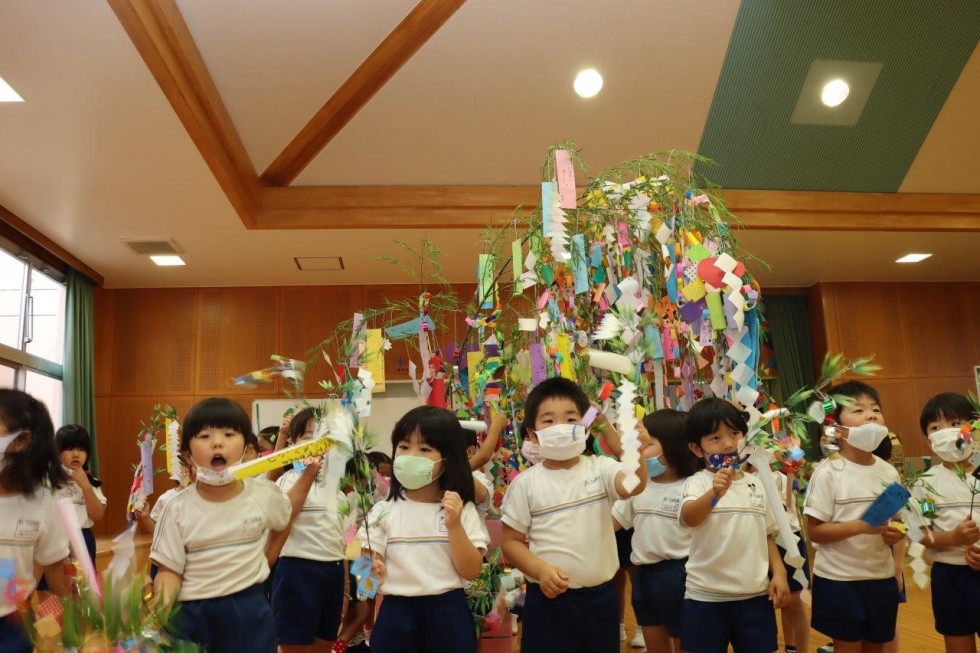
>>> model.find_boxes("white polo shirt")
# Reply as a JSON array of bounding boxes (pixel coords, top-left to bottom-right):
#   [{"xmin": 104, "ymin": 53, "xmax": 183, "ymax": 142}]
[
  {"xmin": 358, "ymin": 496, "xmax": 489, "ymax": 597},
  {"xmin": 612, "ymin": 478, "xmax": 690, "ymax": 565},
  {"xmin": 912, "ymin": 464, "xmax": 977, "ymax": 566},
  {"xmin": 54, "ymin": 480, "xmax": 107, "ymax": 530},
  {"xmin": 681, "ymin": 470, "xmax": 777, "ymax": 601},
  {"xmin": 472, "ymin": 470, "xmax": 494, "ymax": 521},
  {"xmin": 276, "ymin": 469, "xmax": 346, "ymax": 562},
  {"xmin": 150, "ymin": 478, "xmax": 291, "ymax": 601},
  {"xmin": 804, "ymin": 456, "xmax": 900, "ymax": 581},
  {"xmin": 501, "ymin": 455, "xmax": 621, "ymax": 589}
]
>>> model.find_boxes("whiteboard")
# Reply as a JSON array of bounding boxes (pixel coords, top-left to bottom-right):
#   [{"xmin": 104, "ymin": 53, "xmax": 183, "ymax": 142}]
[{"xmin": 251, "ymin": 382, "xmax": 420, "ymax": 457}]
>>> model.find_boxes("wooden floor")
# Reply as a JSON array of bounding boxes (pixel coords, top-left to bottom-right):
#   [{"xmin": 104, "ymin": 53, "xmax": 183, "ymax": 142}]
[{"xmin": 510, "ymin": 580, "xmax": 948, "ymax": 652}]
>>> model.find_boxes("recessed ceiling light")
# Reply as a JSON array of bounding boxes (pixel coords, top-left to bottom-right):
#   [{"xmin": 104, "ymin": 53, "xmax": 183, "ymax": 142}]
[
  {"xmin": 150, "ymin": 255, "xmax": 186, "ymax": 266},
  {"xmin": 0, "ymin": 76, "xmax": 24, "ymax": 103},
  {"xmin": 574, "ymin": 69, "xmax": 603, "ymax": 98},
  {"xmin": 821, "ymin": 79, "xmax": 850, "ymax": 107},
  {"xmin": 895, "ymin": 253, "xmax": 932, "ymax": 264}
]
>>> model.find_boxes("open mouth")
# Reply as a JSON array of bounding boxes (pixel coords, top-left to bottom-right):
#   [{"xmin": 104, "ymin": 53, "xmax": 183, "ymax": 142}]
[{"xmin": 210, "ymin": 454, "xmax": 227, "ymax": 471}]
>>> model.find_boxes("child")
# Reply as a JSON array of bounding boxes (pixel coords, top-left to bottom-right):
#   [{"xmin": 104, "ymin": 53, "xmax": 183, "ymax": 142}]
[
  {"xmin": 258, "ymin": 425, "xmax": 278, "ymax": 455},
  {"xmin": 913, "ymin": 392, "xmax": 980, "ymax": 651},
  {"xmin": 500, "ymin": 377, "xmax": 647, "ymax": 653},
  {"xmin": 150, "ymin": 397, "xmax": 314, "ymax": 653},
  {"xmin": 679, "ymin": 397, "xmax": 788, "ymax": 653},
  {"xmin": 54, "ymin": 425, "xmax": 106, "ymax": 566},
  {"xmin": 0, "ymin": 390, "xmax": 70, "ymax": 653},
  {"xmin": 357, "ymin": 406, "xmax": 488, "ymax": 653},
  {"xmin": 269, "ymin": 407, "xmax": 348, "ymax": 653},
  {"xmin": 465, "ymin": 412, "xmax": 504, "ymax": 521},
  {"xmin": 613, "ymin": 408, "xmax": 697, "ymax": 653},
  {"xmin": 804, "ymin": 381, "xmax": 905, "ymax": 653}
]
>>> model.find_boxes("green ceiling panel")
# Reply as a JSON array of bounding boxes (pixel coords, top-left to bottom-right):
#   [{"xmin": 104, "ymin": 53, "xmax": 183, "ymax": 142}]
[{"xmin": 697, "ymin": 0, "xmax": 980, "ymax": 192}]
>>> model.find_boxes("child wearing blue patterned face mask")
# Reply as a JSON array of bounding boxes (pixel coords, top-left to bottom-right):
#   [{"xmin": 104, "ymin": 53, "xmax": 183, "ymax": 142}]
[{"xmin": 356, "ymin": 406, "xmax": 488, "ymax": 653}]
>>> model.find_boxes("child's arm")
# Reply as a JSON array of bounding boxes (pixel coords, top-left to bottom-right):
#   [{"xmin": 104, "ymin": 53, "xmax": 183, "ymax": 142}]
[
  {"xmin": 265, "ymin": 414, "xmax": 293, "ymax": 482},
  {"xmin": 152, "ymin": 567, "xmax": 183, "ymax": 608},
  {"xmin": 40, "ymin": 559, "xmax": 70, "ymax": 597},
  {"xmin": 680, "ymin": 468, "xmax": 734, "ymax": 528},
  {"xmin": 473, "ymin": 477, "xmax": 489, "ymax": 505},
  {"xmin": 69, "ymin": 469, "xmax": 106, "ymax": 522},
  {"xmin": 766, "ymin": 534, "xmax": 789, "ymax": 609},
  {"xmin": 500, "ymin": 523, "xmax": 569, "ymax": 598},
  {"xmin": 966, "ymin": 543, "xmax": 980, "ymax": 570},
  {"xmin": 920, "ymin": 519, "xmax": 980, "ymax": 549},
  {"xmin": 806, "ymin": 515, "xmax": 882, "ymax": 544},
  {"xmin": 136, "ymin": 502, "xmax": 155, "ymax": 534},
  {"xmin": 614, "ymin": 465, "xmax": 647, "ymax": 498},
  {"xmin": 591, "ymin": 409, "xmax": 623, "ymax": 459},
  {"xmin": 892, "ymin": 541, "xmax": 905, "ymax": 593},
  {"xmin": 441, "ymin": 492, "xmax": 483, "ymax": 580},
  {"xmin": 471, "ymin": 413, "xmax": 506, "ymax": 471}
]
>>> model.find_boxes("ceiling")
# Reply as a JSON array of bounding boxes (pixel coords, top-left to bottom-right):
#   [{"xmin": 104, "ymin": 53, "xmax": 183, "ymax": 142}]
[{"xmin": 0, "ymin": 0, "xmax": 977, "ymax": 289}]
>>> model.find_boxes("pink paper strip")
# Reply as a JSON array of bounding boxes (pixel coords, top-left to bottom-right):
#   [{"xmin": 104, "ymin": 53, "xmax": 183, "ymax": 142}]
[{"xmin": 554, "ymin": 150, "xmax": 577, "ymax": 209}]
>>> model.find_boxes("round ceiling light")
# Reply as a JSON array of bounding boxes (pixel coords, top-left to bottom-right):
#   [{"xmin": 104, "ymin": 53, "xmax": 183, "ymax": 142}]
[
  {"xmin": 821, "ymin": 79, "xmax": 850, "ymax": 107},
  {"xmin": 574, "ymin": 69, "xmax": 603, "ymax": 98}
]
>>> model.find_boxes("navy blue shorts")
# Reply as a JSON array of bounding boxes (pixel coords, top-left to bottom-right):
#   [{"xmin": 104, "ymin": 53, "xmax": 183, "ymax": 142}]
[
  {"xmin": 681, "ymin": 595, "xmax": 777, "ymax": 653},
  {"xmin": 631, "ymin": 558, "xmax": 686, "ymax": 635},
  {"xmin": 522, "ymin": 580, "xmax": 619, "ymax": 653},
  {"xmin": 171, "ymin": 584, "xmax": 276, "ymax": 653},
  {"xmin": 811, "ymin": 575, "xmax": 899, "ymax": 643},
  {"xmin": 0, "ymin": 613, "xmax": 30, "ymax": 653},
  {"xmin": 931, "ymin": 562, "xmax": 980, "ymax": 637},
  {"xmin": 615, "ymin": 528, "xmax": 634, "ymax": 569},
  {"xmin": 272, "ymin": 557, "xmax": 345, "ymax": 644},
  {"xmin": 775, "ymin": 533, "xmax": 811, "ymax": 593},
  {"xmin": 371, "ymin": 588, "xmax": 476, "ymax": 653}
]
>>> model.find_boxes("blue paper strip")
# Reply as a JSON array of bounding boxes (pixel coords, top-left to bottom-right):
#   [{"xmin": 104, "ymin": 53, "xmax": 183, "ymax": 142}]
[
  {"xmin": 384, "ymin": 316, "xmax": 436, "ymax": 341},
  {"xmin": 571, "ymin": 234, "xmax": 589, "ymax": 294},
  {"xmin": 860, "ymin": 482, "xmax": 911, "ymax": 528}
]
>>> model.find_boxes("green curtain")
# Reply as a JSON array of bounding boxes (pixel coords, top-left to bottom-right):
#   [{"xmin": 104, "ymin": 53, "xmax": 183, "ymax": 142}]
[
  {"xmin": 766, "ymin": 295, "xmax": 819, "ymax": 459},
  {"xmin": 63, "ymin": 267, "xmax": 99, "ymax": 475}
]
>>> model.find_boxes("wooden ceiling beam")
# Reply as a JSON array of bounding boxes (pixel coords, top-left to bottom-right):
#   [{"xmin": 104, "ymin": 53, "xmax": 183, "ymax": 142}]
[
  {"xmin": 260, "ymin": 0, "xmax": 468, "ymax": 186},
  {"xmin": 0, "ymin": 203, "xmax": 105, "ymax": 285},
  {"xmin": 108, "ymin": 0, "xmax": 260, "ymax": 226},
  {"xmin": 255, "ymin": 186, "xmax": 980, "ymax": 231}
]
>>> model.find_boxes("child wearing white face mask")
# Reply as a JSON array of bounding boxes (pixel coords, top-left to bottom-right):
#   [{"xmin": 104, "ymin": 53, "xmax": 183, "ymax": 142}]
[
  {"xmin": 151, "ymin": 398, "xmax": 315, "ymax": 653},
  {"xmin": 804, "ymin": 381, "xmax": 906, "ymax": 652},
  {"xmin": 357, "ymin": 406, "xmax": 488, "ymax": 653},
  {"xmin": 500, "ymin": 378, "xmax": 647, "ymax": 653},
  {"xmin": 912, "ymin": 392, "xmax": 980, "ymax": 651}
]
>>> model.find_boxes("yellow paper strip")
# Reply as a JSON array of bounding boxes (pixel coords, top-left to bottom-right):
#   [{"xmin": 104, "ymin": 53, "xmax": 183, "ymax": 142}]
[
  {"xmin": 364, "ymin": 328, "xmax": 386, "ymax": 393},
  {"xmin": 557, "ymin": 333, "xmax": 574, "ymax": 379},
  {"xmin": 229, "ymin": 437, "xmax": 332, "ymax": 480},
  {"xmin": 467, "ymin": 351, "xmax": 484, "ymax": 400}
]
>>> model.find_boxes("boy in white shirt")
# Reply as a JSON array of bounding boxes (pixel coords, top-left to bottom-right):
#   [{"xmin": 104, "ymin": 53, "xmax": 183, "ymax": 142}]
[
  {"xmin": 679, "ymin": 397, "xmax": 788, "ymax": 653},
  {"xmin": 913, "ymin": 392, "xmax": 980, "ymax": 650},
  {"xmin": 500, "ymin": 378, "xmax": 647, "ymax": 653},
  {"xmin": 804, "ymin": 381, "xmax": 905, "ymax": 653}
]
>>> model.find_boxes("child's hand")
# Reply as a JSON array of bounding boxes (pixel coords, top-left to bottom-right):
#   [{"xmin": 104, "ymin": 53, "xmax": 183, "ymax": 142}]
[
  {"xmin": 538, "ymin": 564, "xmax": 570, "ymax": 599},
  {"xmin": 490, "ymin": 412, "xmax": 509, "ymax": 434},
  {"xmin": 965, "ymin": 544, "xmax": 980, "ymax": 571},
  {"xmin": 278, "ymin": 415, "xmax": 293, "ymax": 442},
  {"xmin": 768, "ymin": 573, "xmax": 790, "ymax": 609},
  {"xmin": 442, "ymin": 491, "xmax": 463, "ymax": 529},
  {"xmin": 852, "ymin": 520, "xmax": 885, "ymax": 536},
  {"xmin": 68, "ymin": 467, "xmax": 92, "ymax": 490},
  {"xmin": 880, "ymin": 523, "xmax": 906, "ymax": 546},
  {"xmin": 371, "ymin": 558, "xmax": 387, "ymax": 587},
  {"xmin": 712, "ymin": 467, "xmax": 735, "ymax": 500},
  {"xmin": 895, "ymin": 571, "xmax": 904, "ymax": 594},
  {"xmin": 954, "ymin": 519, "xmax": 980, "ymax": 546}
]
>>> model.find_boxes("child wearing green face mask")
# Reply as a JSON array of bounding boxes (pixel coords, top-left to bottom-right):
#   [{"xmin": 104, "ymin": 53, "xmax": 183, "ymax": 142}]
[{"xmin": 356, "ymin": 406, "xmax": 489, "ymax": 653}]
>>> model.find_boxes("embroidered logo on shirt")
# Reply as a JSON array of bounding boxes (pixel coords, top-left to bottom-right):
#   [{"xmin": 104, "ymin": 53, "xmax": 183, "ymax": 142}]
[
  {"xmin": 241, "ymin": 515, "xmax": 264, "ymax": 537},
  {"xmin": 584, "ymin": 475, "xmax": 602, "ymax": 495},
  {"xmin": 14, "ymin": 519, "xmax": 40, "ymax": 540},
  {"xmin": 661, "ymin": 496, "xmax": 680, "ymax": 515},
  {"xmin": 748, "ymin": 488, "xmax": 765, "ymax": 509}
]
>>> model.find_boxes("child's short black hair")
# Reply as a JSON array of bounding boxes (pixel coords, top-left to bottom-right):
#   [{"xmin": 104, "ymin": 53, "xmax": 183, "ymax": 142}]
[
  {"xmin": 367, "ymin": 451, "xmax": 392, "ymax": 469},
  {"xmin": 288, "ymin": 407, "xmax": 316, "ymax": 444},
  {"xmin": 388, "ymin": 406, "xmax": 474, "ymax": 503},
  {"xmin": 827, "ymin": 381, "xmax": 881, "ymax": 422},
  {"xmin": 55, "ymin": 424, "xmax": 102, "ymax": 487},
  {"xmin": 920, "ymin": 392, "xmax": 976, "ymax": 435},
  {"xmin": 685, "ymin": 397, "xmax": 749, "ymax": 447},
  {"xmin": 522, "ymin": 377, "xmax": 590, "ymax": 438},
  {"xmin": 0, "ymin": 389, "xmax": 67, "ymax": 494},
  {"xmin": 643, "ymin": 409, "xmax": 700, "ymax": 476},
  {"xmin": 181, "ymin": 397, "xmax": 256, "ymax": 452}
]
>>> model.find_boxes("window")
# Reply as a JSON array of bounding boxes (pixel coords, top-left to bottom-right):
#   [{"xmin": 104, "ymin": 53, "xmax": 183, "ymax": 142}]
[{"xmin": 0, "ymin": 241, "xmax": 66, "ymax": 425}]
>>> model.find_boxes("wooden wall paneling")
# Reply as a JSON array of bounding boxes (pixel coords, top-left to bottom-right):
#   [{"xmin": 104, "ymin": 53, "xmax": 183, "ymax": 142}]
[
  {"xmin": 807, "ymin": 283, "xmax": 833, "ymax": 371},
  {"xmin": 111, "ymin": 289, "xmax": 199, "ymax": 396},
  {"xmin": 280, "ymin": 286, "xmax": 363, "ymax": 394},
  {"xmin": 93, "ymin": 287, "xmax": 117, "ymax": 397},
  {"xmin": 832, "ymin": 283, "xmax": 910, "ymax": 378},
  {"xmin": 93, "ymin": 396, "xmax": 112, "ymax": 537},
  {"xmin": 106, "ymin": 396, "xmax": 195, "ymax": 534},
  {"xmin": 194, "ymin": 394, "xmax": 270, "ymax": 435},
  {"xmin": 868, "ymin": 379, "xmax": 920, "ymax": 460},
  {"xmin": 960, "ymin": 282, "xmax": 980, "ymax": 365},
  {"xmin": 196, "ymin": 287, "xmax": 281, "ymax": 395},
  {"xmin": 899, "ymin": 283, "xmax": 972, "ymax": 377}
]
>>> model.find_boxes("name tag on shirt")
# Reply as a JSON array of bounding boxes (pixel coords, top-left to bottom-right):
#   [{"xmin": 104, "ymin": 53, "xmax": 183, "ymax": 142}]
[
  {"xmin": 437, "ymin": 513, "xmax": 448, "ymax": 534},
  {"xmin": 747, "ymin": 484, "xmax": 765, "ymax": 509},
  {"xmin": 661, "ymin": 496, "xmax": 680, "ymax": 515},
  {"xmin": 584, "ymin": 475, "xmax": 602, "ymax": 495},
  {"xmin": 242, "ymin": 516, "xmax": 264, "ymax": 537},
  {"xmin": 15, "ymin": 519, "xmax": 40, "ymax": 540}
]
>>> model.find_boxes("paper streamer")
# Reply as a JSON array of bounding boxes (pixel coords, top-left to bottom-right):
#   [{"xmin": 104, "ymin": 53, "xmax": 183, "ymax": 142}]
[
  {"xmin": 615, "ymin": 379, "xmax": 642, "ymax": 492},
  {"xmin": 165, "ymin": 418, "xmax": 183, "ymax": 483},
  {"xmin": 512, "ymin": 239, "xmax": 523, "ymax": 296},
  {"xmin": 57, "ymin": 498, "xmax": 102, "ymax": 598},
  {"xmin": 349, "ymin": 313, "xmax": 365, "ymax": 366},
  {"xmin": 554, "ymin": 149, "xmax": 577, "ymax": 209},
  {"xmin": 139, "ymin": 437, "xmax": 155, "ymax": 495},
  {"xmin": 363, "ymin": 329, "xmax": 386, "ymax": 393},
  {"xmin": 556, "ymin": 333, "xmax": 574, "ymax": 379},
  {"xmin": 746, "ymin": 450, "xmax": 806, "ymax": 586},
  {"xmin": 478, "ymin": 254, "xmax": 497, "ymax": 310},
  {"xmin": 586, "ymin": 349, "xmax": 633, "ymax": 376},
  {"xmin": 105, "ymin": 522, "xmax": 137, "ymax": 584},
  {"xmin": 460, "ymin": 420, "xmax": 488, "ymax": 433},
  {"xmin": 705, "ymin": 291, "xmax": 726, "ymax": 331},
  {"xmin": 908, "ymin": 541, "xmax": 930, "ymax": 589},
  {"xmin": 571, "ymin": 234, "xmax": 589, "ymax": 294},
  {"xmin": 229, "ymin": 436, "xmax": 332, "ymax": 480},
  {"xmin": 384, "ymin": 316, "xmax": 435, "ymax": 341}
]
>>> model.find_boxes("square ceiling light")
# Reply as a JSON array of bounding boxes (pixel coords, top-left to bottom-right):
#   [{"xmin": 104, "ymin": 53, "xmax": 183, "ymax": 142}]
[
  {"xmin": 895, "ymin": 253, "xmax": 932, "ymax": 263},
  {"xmin": 294, "ymin": 256, "xmax": 344, "ymax": 271},
  {"xmin": 791, "ymin": 60, "xmax": 883, "ymax": 126}
]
